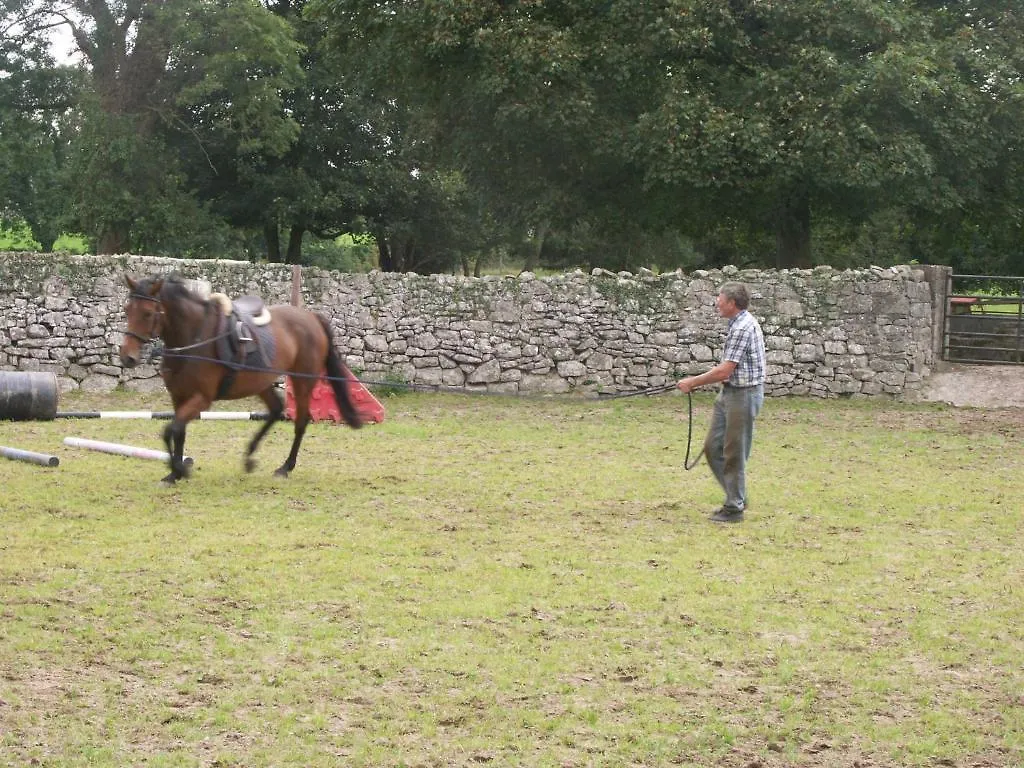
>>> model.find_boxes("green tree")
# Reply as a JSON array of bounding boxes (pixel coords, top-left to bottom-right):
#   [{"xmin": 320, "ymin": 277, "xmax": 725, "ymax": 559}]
[
  {"xmin": 217, "ymin": 0, "xmax": 501, "ymax": 269},
  {"xmin": 314, "ymin": 0, "xmax": 618, "ymax": 271},
  {"xmin": 632, "ymin": 1, "xmax": 1024, "ymax": 267},
  {"xmin": 0, "ymin": 0, "xmax": 79, "ymax": 251},
  {"xmin": 24, "ymin": 0, "xmax": 302, "ymax": 255},
  {"xmin": 313, "ymin": 0, "xmax": 1024, "ymax": 270},
  {"xmin": 173, "ymin": 0, "xmax": 369, "ymax": 264}
]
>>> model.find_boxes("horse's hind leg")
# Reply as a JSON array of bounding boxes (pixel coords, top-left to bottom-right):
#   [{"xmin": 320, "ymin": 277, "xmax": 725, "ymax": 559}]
[
  {"xmin": 275, "ymin": 377, "xmax": 313, "ymax": 478},
  {"xmin": 245, "ymin": 385, "xmax": 285, "ymax": 473}
]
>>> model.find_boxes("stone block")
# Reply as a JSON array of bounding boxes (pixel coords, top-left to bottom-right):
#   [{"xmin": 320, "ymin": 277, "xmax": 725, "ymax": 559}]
[
  {"xmin": 80, "ymin": 374, "xmax": 119, "ymax": 392},
  {"xmin": 766, "ymin": 350, "xmax": 794, "ymax": 364},
  {"xmin": 689, "ymin": 344, "xmax": 714, "ymax": 362},
  {"xmin": 794, "ymin": 344, "xmax": 820, "ymax": 362},
  {"xmin": 442, "ymin": 368, "xmax": 465, "ymax": 386},
  {"xmin": 414, "ymin": 368, "xmax": 444, "ymax": 386},
  {"xmin": 557, "ymin": 360, "xmax": 587, "ymax": 377},
  {"xmin": 520, "ymin": 373, "xmax": 571, "ymax": 393},
  {"xmin": 468, "ymin": 359, "xmax": 502, "ymax": 384},
  {"xmin": 767, "ymin": 336, "xmax": 794, "ymax": 350}
]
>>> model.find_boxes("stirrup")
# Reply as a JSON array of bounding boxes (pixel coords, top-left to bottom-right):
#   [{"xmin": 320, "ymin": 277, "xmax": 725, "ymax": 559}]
[{"xmin": 236, "ymin": 321, "xmax": 253, "ymax": 343}]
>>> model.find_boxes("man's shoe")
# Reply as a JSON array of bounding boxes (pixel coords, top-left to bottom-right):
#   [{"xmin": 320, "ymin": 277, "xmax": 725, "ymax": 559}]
[{"xmin": 710, "ymin": 507, "xmax": 744, "ymax": 523}]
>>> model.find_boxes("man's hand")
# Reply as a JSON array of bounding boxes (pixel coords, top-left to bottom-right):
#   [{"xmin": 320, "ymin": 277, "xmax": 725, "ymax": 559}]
[{"xmin": 677, "ymin": 377, "xmax": 698, "ymax": 393}]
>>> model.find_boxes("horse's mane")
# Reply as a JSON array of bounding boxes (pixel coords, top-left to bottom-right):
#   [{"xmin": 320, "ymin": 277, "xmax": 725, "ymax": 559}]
[{"xmin": 151, "ymin": 274, "xmax": 209, "ymax": 307}]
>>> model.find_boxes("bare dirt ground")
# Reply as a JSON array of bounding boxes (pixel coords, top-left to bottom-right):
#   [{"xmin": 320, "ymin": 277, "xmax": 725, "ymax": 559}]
[{"xmin": 917, "ymin": 363, "xmax": 1024, "ymax": 409}]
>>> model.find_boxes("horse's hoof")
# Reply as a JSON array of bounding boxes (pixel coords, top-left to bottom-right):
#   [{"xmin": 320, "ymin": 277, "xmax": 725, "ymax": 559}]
[
  {"xmin": 273, "ymin": 467, "xmax": 290, "ymax": 478},
  {"xmin": 245, "ymin": 458, "xmax": 256, "ymax": 473},
  {"xmin": 160, "ymin": 474, "xmax": 177, "ymax": 486}
]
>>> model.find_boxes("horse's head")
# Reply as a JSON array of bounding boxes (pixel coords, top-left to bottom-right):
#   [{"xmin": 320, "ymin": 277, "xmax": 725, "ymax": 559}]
[{"xmin": 119, "ymin": 275, "xmax": 164, "ymax": 368}]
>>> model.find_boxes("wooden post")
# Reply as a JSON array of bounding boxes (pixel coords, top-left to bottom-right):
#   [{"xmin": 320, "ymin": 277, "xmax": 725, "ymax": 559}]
[{"xmin": 291, "ymin": 264, "xmax": 302, "ymax": 307}]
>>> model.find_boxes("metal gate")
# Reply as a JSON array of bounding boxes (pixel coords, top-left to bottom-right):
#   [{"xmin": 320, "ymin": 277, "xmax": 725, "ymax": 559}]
[{"xmin": 943, "ymin": 273, "xmax": 1024, "ymax": 364}]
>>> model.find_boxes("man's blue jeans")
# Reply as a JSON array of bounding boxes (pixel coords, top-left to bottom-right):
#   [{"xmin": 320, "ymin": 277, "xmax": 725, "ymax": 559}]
[{"xmin": 703, "ymin": 383, "xmax": 764, "ymax": 512}]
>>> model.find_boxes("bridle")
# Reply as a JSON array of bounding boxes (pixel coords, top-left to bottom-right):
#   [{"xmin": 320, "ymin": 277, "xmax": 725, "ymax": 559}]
[{"xmin": 123, "ymin": 292, "xmax": 164, "ymax": 345}]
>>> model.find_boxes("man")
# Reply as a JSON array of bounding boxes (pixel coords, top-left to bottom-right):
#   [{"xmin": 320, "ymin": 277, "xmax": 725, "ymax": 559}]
[{"xmin": 676, "ymin": 282, "xmax": 766, "ymax": 523}]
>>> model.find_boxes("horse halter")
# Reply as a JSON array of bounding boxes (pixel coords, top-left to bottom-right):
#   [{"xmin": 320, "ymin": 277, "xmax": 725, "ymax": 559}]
[{"xmin": 124, "ymin": 292, "xmax": 164, "ymax": 345}]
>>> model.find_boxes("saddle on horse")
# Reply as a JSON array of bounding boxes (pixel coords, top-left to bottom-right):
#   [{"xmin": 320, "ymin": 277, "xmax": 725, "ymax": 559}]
[{"xmin": 209, "ymin": 293, "xmax": 277, "ymax": 397}]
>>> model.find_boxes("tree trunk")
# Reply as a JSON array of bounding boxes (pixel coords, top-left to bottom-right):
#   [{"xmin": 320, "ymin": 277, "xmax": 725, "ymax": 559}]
[
  {"xmin": 522, "ymin": 221, "xmax": 548, "ymax": 273},
  {"xmin": 376, "ymin": 230, "xmax": 394, "ymax": 272},
  {"xmin": 264, "ymin": 223, "xmax": 281, "ymax": 262},
  {"xmin": 97, "ymin": 224, "xmax": 130, "ymax": 255},
  {"xmin": 285, "ymin": 225, "xmax": 305, "ymax": 264},
  {"xmin": 82, "ymin": 1, "xmax": 171, "ymax": 133},
  {"xmin": 774, "ymin": 190, "xmax": 812, "ymax": 268},
  {"xmin": 375, "ymin": 232, "xmax": 419, "ymax": 272},
  {"xmin": 400, "ymin": 239, "xmax": 416, "ymax": 273}
]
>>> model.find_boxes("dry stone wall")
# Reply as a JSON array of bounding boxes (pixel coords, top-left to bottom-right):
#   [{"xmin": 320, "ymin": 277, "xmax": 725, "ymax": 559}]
[{"xmin": 0, "ymin": 252, "xmax": 936, "ymax": 399}]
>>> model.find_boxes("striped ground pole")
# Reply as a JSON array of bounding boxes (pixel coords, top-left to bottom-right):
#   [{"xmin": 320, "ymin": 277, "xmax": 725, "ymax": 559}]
[{"xmin": 56, "ymin": 411, "xmax": 270, "ymax": 420}]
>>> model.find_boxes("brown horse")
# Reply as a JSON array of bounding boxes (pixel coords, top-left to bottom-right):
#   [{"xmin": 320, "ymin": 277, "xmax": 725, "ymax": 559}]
[{"xmin": 119, "ymin": 274, "xmax": 362, "ymax": 483}]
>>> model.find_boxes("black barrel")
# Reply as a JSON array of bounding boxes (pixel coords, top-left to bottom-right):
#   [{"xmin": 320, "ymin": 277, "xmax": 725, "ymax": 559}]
[{"xmin": 0, "ymin": 371, "xmax": 59, "ymax": 421}]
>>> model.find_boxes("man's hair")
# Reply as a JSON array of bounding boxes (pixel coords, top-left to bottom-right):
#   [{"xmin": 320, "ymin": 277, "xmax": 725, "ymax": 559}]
[{"xmin": 719, "ymin": 281, "xmax": 751, "ymax": 310}]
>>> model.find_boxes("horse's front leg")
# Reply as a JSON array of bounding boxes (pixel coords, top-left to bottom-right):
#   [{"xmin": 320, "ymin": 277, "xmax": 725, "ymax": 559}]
[
  {"xmin": 161, "ymin": 394, "xmax": 209, "ymax": 484},
  {"xmin": 161, "ymin": 419, "xmax": 189, "ymax": 484}
]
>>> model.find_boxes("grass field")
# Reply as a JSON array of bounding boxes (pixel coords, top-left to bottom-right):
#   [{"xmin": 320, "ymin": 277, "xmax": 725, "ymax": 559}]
[{"xmin": 2, "ymin": 389, "xmax": 1022, "ymax": 767}]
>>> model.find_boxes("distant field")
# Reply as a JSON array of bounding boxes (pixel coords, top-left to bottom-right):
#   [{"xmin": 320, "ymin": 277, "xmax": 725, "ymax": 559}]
[
  {"xmin": 0, "ymin": 224, "xmax": 88, "ymax": 253},
  {"xmin": 974, "ymin": 300, "xmax": 1022, "ymax": 315},
  {"xmin": 2, "ymin": 390, "xmax": 1022, "ymax": 767}
]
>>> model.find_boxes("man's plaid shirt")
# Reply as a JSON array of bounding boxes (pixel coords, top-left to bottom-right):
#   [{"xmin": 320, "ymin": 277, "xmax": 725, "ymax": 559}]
[{"xmin": 722, "ymin": 310, "xmax": 765, "ymax": 387}]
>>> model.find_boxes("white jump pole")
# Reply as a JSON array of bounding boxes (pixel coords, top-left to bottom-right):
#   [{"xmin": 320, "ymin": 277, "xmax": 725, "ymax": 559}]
[{"xmin": 63, "ymin": 437, "xmax": 194, "ymax": 467}]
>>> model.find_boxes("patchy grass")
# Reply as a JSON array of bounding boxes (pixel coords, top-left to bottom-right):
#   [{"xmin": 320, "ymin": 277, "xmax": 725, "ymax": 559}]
[{"xmin": 2, "ymin": 390, "xmax": 1022, "ymax": 767}]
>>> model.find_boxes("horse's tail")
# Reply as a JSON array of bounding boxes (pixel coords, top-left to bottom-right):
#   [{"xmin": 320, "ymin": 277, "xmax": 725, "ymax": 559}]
[{"xmin": 318, "ymin": 314, "xmax": 363, "ymax": 429}]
